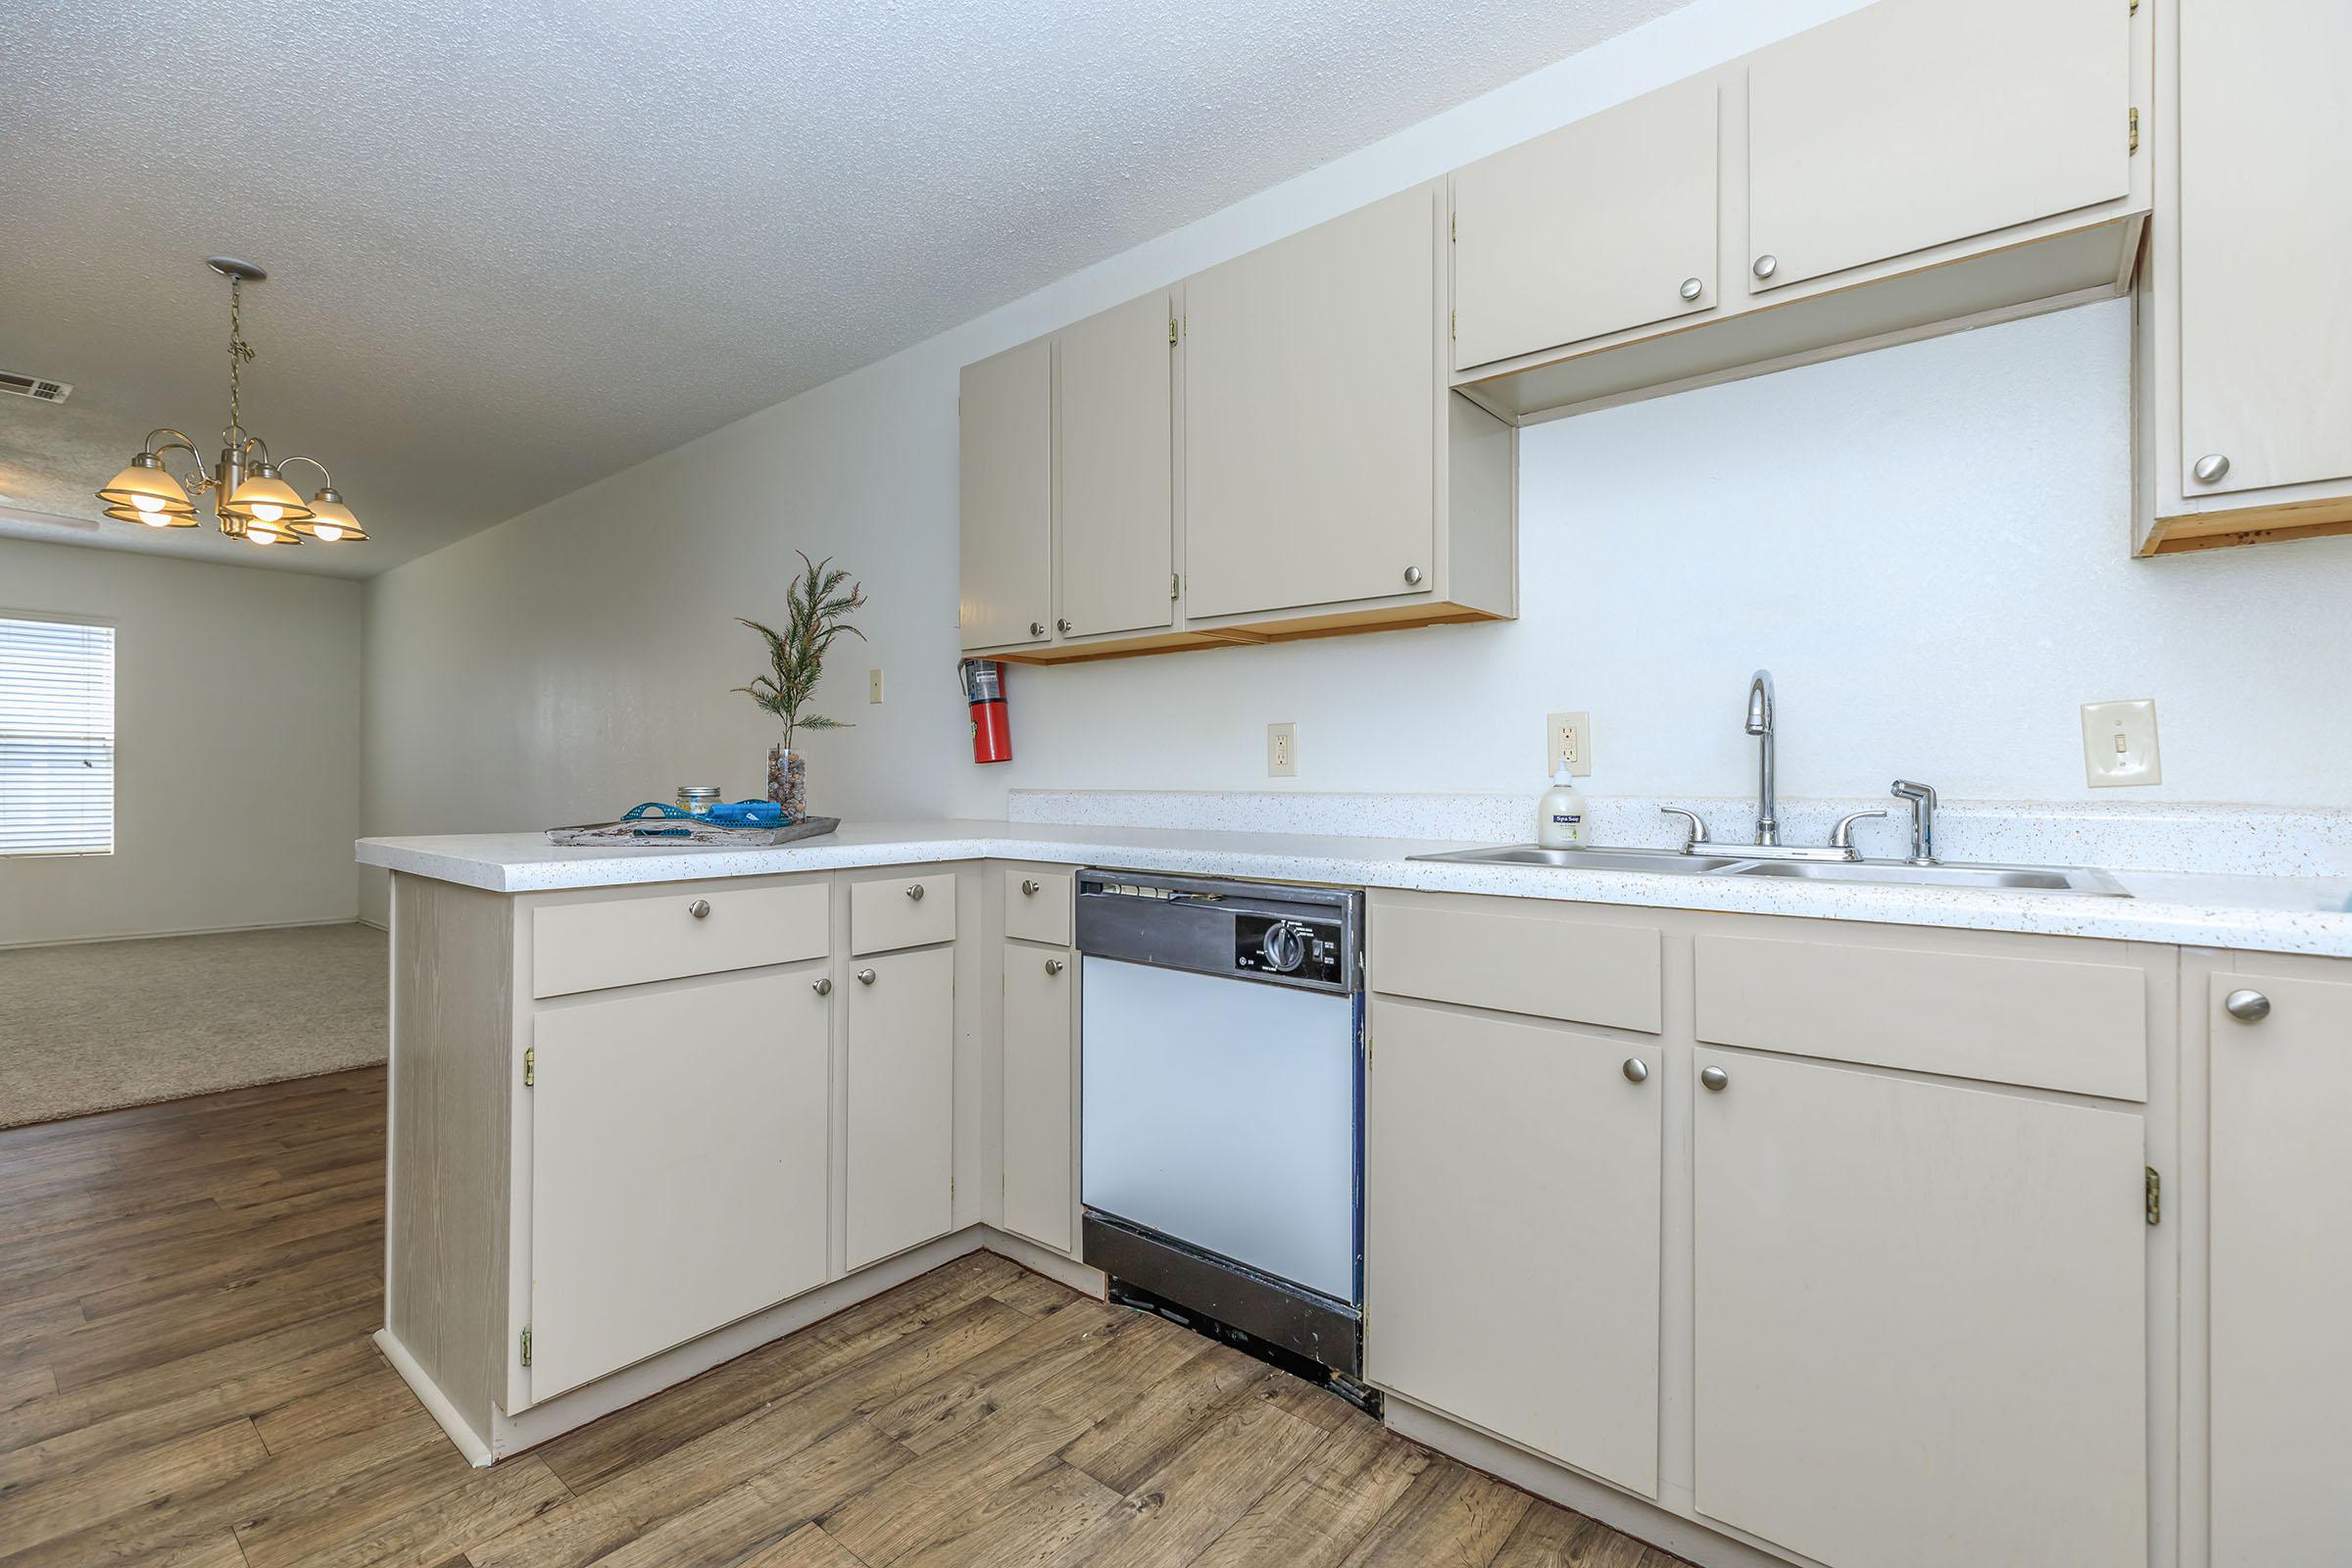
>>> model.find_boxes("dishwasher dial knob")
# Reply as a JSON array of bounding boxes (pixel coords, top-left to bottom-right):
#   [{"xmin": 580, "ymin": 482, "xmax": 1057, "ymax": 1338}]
[{"xmin": 1259, "ymin": 922, "xmax": 1307, "ymax": 973}]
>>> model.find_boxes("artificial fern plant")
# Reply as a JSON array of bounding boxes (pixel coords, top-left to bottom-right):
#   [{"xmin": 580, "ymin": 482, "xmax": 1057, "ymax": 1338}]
[{"xmin": 735, "ymin": 553, "xmax": 868, "ymax": 750}]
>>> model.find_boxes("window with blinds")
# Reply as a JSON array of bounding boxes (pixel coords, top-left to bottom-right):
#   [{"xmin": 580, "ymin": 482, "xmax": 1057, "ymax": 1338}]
[{"xmin": 0, "ymin": 615, "xmax": 117, "ymax": 857}]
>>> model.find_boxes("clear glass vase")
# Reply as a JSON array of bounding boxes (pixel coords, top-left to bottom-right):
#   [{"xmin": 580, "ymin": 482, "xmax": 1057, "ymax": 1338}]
[{"xmin": 767, "ymin": 745, "xmax": 808, "ymax": 820}]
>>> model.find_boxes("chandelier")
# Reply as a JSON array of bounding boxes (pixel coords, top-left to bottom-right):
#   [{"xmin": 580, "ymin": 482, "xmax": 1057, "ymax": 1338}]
[{"xmin": 95, "ymin": 258, "xmax": 367, "ymax": 547}]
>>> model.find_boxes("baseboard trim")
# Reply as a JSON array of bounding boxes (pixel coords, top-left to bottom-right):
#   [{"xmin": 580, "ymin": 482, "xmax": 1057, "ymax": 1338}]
[
  {"xmin": 374, "ymin": 1327, "xmax": 492, "ymax": 1466},
  {"xmin": 0, "ymin": 915, "xmax": 371, "ymax": 952},
  {"xmin": 979, "ymin": 1225, "xmax": 1107, "ymax": 1298},
  {"xmin": 395, "ymin": 1227, "xmax": 1105, "ymax": 1467},
  {"xmin": 1381, "ymin": 1396, "xmax": 1807, "ymax": 1568}
]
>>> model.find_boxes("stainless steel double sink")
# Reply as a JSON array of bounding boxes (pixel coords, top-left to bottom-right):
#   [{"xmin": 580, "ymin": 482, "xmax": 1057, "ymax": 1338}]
[{"xmin": 1410, "ymin": 843, "xmax": 2131, "ymax": 896}]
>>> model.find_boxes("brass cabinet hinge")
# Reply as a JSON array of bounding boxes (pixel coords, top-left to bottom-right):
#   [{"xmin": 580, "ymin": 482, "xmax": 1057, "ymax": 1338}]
[
  {"xmin": 2129, "ymin": 107, "xmax": 2140, "ymax": 154},
  {"xmin": 2145, "ymin": 1166, "xmax": 2161, "ymax": 1225},
  {"xmin": 1168, "ymin": 317, "xmax": 1178, "ymax": 346},
  {"xmin": 520, "ymin": 1326, "xmax": 532, "ymax": 1366},
  {"xmin": 522, "ymin": 1047, "xmax": 534, "ymax": 1088}
]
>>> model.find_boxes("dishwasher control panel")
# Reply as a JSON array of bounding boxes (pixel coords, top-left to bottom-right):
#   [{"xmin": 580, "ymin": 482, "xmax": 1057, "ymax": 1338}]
[
  {"xmin": 1234, "ymin": 913, "xmax": 1347, "ymax": 985},
  {"xmin": 1076, "ymin": 868, "xmax": 1362, "ymax": 996}
]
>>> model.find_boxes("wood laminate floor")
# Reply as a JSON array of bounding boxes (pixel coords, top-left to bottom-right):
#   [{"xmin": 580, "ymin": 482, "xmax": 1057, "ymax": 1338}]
[{"xmin": 0, "ymin": 1068, "xmax": 1688, "ymax": 1568}]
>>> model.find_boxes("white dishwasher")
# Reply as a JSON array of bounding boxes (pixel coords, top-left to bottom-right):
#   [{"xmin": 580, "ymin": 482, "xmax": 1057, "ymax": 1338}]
[{"xmin": 1077, "ymin": 869, "xmax": 1366, "ymax": 1384}]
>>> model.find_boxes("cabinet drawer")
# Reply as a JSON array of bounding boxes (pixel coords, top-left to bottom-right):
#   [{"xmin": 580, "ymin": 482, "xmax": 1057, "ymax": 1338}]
[
  {"xmin": 850, "ymin": 871, "xmax": 957, "ymax": 955},
  {"xmin": 532, "ymin": 881, "xmax": 828, "ymax": 1000},
  {"xmin": 1002, "ymin": 867, "xmax": 1071, "ymax": 947},
  {"xmin": 1371, "ymin": 900, "xmax": 1661, "ymax": 1033},
  {"xmin": 1694, "ymin": 934, "xmax": 2146, "ymax": 1100}
]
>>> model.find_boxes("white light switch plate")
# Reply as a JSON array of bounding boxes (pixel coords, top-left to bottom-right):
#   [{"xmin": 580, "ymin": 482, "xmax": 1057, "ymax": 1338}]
[
  {"xmin": 2081, "ymin": 699, "xmax": 2161, "ymax": 787},
  {"xmin": 1546, "ymin": 711, "xmax": 1592, "ymax": 777},
  {"xmin": 1267, "ymin": 721, "xmax": 1297, "ymax": 778}
]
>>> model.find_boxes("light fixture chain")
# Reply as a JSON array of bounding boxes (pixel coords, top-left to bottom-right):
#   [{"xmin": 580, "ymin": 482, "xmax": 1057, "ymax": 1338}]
[{"xmin": 225, "ymin": 273, "xmax": 256, "ymax": 445}]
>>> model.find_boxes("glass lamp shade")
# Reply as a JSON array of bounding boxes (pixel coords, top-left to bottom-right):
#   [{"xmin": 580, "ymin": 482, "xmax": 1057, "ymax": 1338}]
[
  {"xmin": 102, "ymin": 503, "xmax": 200, "ymax": 528},
  {"xmin": 220, "ymin": 472, "xmax": 315, "ymax": 526},
  {"xmin": 230, "ymin": 510, "xmax": 303, "ymax": 545},
  {"xmin": 291, "ymin": 495, "xmax": 366, "ymax": 541},
  {"xmin": 97, "ymin": 462, "xmax": 196, "ymax": 519}
]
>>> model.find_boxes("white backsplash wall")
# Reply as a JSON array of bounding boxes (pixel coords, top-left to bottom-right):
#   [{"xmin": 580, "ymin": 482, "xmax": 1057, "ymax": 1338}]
[{"xmin": 358, "ymin": 0, "xmax": 2352, "ymax": 921}]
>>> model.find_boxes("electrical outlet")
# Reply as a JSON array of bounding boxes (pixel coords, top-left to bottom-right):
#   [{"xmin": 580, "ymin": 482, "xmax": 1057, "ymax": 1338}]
[
  {"xmin": 2081, "ymin": 699, "xmax": 2161, "ymax": 787},
  {"xmin": 868, "ymin": 668, "xmax": 885, "ymax": 704},
  {"xmin": 1545, "ymin": 711, "xmax": 1593, "ymax": 777},
  {"xmin": 1267, "ymin": 722, "xmax": 1297, "ymax": 778}
]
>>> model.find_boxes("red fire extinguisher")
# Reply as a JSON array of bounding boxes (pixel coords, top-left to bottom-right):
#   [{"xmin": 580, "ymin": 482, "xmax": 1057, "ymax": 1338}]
[{"xmin": 959, "ymin": 659, "xmax": 1012, "ymax": 764}]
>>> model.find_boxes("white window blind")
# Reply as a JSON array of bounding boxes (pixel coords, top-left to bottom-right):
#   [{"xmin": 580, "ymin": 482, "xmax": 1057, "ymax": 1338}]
[{"xmin": 0, "ymin": 615, "xmax": 116, "ymax": 857}]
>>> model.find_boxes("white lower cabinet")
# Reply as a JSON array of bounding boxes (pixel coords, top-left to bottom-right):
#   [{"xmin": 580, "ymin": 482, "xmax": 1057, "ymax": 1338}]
[
  {"xmin": 1691, "ymin": 1049, "xmax": 2147, "ymax": 1568},
  {"xmin": 999, "ymin": 941, "xmax": 1076, "ymax": 1252},
  {"xmin": 2208, "ymin": 969, "xmax": 2352, "ymax": 1563},
  {"xmin": 845, "ymin": 945, "xmax": 956, "ymax": 1270},
  {"xmin": 1365, "ymin": 998, "xmax": 1663, "ymax": 1496},
  {"xmin": 527, "ymin": 966, "xmax": 831, "ymax": 1400}
]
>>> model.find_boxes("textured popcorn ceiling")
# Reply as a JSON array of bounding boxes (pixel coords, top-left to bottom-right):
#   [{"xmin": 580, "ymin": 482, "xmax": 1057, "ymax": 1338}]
[{"xmin": 0, "ymin": 0, "xmax": 1693, "ymax": 577}]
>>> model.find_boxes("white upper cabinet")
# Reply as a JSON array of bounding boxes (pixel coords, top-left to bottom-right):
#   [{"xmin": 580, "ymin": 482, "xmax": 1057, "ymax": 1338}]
[
  {"xmin": 957, "ymin": 338, "xmax": 1051, "ymax": 652},
  {"xmin": 1056, "ymin": 290, "xmax": 1175, "ymax": 640},
  {"xmin": 1451, "ymin": 74, "xmax": 1719, "ymax": 371},
  {"xmin": 2175, "ymin": 0, "xmax": 2352, "ymax": 499},
  {"xmin": 1745, "ymin": 0, "xmax": 2131, "ymax": 295},
  {"xmin": 1183, "ymin": 186, "xmax": 1442, "ymax": 621}
]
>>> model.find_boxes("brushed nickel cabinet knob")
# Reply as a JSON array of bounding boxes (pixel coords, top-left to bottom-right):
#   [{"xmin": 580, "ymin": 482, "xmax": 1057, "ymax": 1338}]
[
  {"xmin": 1029, "ymin": 620, "xmax": 1046, "ymax": 637},
  {"xmin": 1402, "ymin": 565, "xmax": 1424, "ymax": 586},
  {"xmin": 687, "ymin": 899, "xmax": 710, "ymax": 919},
  {"xmin": 811, "ymin": 977, "xmax": 832, "ymax": 996},
  {"xmin": 1056, "ymin": 618, "xmax": 1073, "ymax": 634},
  {"xmin": 1021, "ymin": 878, "xmax": 1041, "ymax": 896},
  {"xmin": 1046, "ymin": 957, "xmax": 1065, "ymax": 976},
  {"xmin": 857, "ymin": 967, "xmax": 876, "ymax": 986},
  {"xmin": 1680, "ymin": 276, "xmax": 1704, "ymax": 302},
  {"xmin": 2193, "ymin": 453, "xmax": 2231, "ymax": 484},
  {"xmin": 1700, "ymin": 1064, "xmax": 1730, "ymax": 1092},
  {"xmin": 1622, "ymin": 1057, "xmax": 1649, "ymax": 1084},
  {"xmin": 906, "ymin": 883, "xmax": 924, "ymax": 901},
  {"xmin": 2224, "ymin": 988, "xmax": 2271, "ymax": 1022},
  {"xmin": 1751, "ymin": 254, "xmax": 1778, "ymax": 279}
]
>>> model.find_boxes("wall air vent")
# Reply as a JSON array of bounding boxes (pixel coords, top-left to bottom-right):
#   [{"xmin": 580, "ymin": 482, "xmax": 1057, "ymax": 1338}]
[{"xmin": 0, "ymin": 371, "xmax": 73, "ymax": 404}]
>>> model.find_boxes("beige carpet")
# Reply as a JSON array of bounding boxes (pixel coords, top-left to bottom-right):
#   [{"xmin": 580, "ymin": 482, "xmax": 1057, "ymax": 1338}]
[{"xmin": 0, "ymin": 922, "xmax": 387, "ymax": 1128}]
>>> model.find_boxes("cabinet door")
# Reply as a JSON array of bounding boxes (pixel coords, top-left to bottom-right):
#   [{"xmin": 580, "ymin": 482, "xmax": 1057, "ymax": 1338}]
[
  {"xmin": 1058, "ymin": 292, "xmax": 1174, "ymax": 639},
  {"xmin": 845, "ymin": 945, "xmax": 956, "ymax": 1269},
  {"xmin": 2179, "ymin": 0, "xmax": 2352, "ymax": 497},
  {"xmin": 1365, "ymin": 1001, "xmax": 1661, "ymax": 1496},
  {"xmin": 1183, "ymin": 187, "xmax": 1437, "ymax": 619},
  {"xmin": 958, "ymin": 338, "xmax": 1051, "ymax": 651},
  {"xmin": 2210, "ymin": 971, "xmax": 2352, "ymax": 1562},
  {"xmin": 1000, "ymin": 943, "xmax": 1074, "ymax": 1252},
  {"xmin": 1692, "ymin": 1051, "xmax": 2146, "ymax": 1568},
  {"xmin": 529, "ymin": 969, "xmax": 829, "ymax": 1399},
  {"xmin": 1451, "ymin": 74, "xmax": 1718, "ymax": 370},
  {"xmin": 1745, "ymin": 0, "xmax": 2130, "ymax": 295}
]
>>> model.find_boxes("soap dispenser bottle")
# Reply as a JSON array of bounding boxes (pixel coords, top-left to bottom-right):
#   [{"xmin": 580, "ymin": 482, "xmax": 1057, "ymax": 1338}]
[{"xmin": 1537, "ymin": 764, "xmax": 1588, "ymax": 849}]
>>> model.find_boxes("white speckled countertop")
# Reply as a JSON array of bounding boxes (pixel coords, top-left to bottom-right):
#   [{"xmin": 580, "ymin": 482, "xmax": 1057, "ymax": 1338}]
[{"xmin": 357, "ymin": 810, "xmax": 2352, "ymax": 957}]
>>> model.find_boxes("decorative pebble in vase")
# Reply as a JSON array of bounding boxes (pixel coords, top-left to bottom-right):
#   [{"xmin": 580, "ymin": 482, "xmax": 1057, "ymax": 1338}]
[{"xmin": 768, "ymin": 745, "xmax": 808, "ymax": 820}]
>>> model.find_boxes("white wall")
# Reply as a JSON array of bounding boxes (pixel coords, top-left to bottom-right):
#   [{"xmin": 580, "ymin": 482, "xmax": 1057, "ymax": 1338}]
[
  {"xmin": 1, "ymin": 537, "xmax": 364, "ymax": 946},
  {"xmin": 361, "ymin": 0, "xmax": 2352, "ymax": 922}
]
